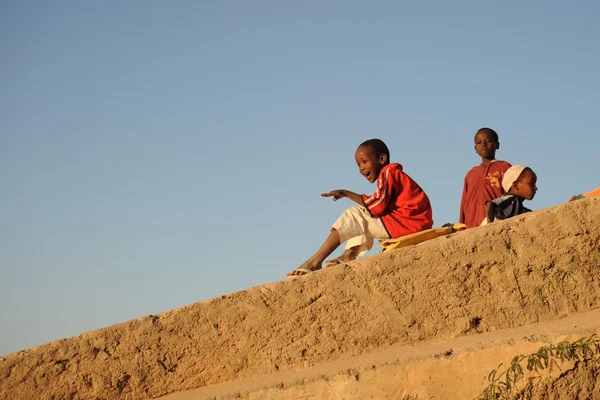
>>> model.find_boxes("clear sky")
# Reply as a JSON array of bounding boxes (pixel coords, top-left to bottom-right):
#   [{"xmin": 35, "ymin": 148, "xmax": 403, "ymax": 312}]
[{"xmin": 1, "ymin": 1, "xmax": 598, "ymax": 356}]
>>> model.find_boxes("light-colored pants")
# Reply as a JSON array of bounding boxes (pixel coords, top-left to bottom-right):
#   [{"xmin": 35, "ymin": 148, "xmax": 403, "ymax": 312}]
[{"xmin": 332, "ymin": 206, "xmax": 390, "ymax": 256}]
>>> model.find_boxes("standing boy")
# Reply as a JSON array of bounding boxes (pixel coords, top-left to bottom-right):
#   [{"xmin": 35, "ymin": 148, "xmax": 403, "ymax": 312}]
[
  {"xmin": 459, "ymin": 127, "xmax": 511, "ymax": 228},
  {"xmin": 287, "ymin": 139, "xmax": 433, "ymax": 277}
]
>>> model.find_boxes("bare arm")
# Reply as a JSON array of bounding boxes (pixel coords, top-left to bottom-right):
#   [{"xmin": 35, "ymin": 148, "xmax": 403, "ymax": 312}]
[{"xmin": 321, "ymin": 190, "xmax": 364, "ymax": 206}]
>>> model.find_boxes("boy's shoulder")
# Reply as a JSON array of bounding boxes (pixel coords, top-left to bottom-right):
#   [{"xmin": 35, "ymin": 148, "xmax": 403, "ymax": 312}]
[
  {"xmin": 492, "ymin": 160, "xmax": 511, "ymax": 169},
  {"xmin": 386, "ymin": 162, "xmax": 402, "ymax": 171},
  {"xmin": 465, "ymin": 160, "xmax": 512, "ymax": 177},
  {"xmin": 492, "ymin": 193, "xmax": 515, "ymax": 204},
  {"xmin": 379, "ymin": 163, "xmax": 409, "ymax": 184},
  {"xmin": 381, "ymin": 162, "xmax": 403, "ymax": 176},
  {"xmin": 482, "ymin": 160, "xmax": 511, "ymax": 169},
  {"xmin": 492, "ymin": 194, "xmax": 531, "ymax": 215},
  {"xmin": 464, "ymin": 163, "xmax": 485, "ymax": 178},
  {"xmin": 492, "ymin": 193, "xmax": 528, "ymax": 208}
]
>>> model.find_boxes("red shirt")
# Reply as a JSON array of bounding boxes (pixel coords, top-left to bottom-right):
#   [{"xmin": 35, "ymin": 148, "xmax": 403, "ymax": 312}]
[
  {"xmin": 362, "ymin": 163, "xmax": 433, "ymax": 238},
  {"xmin": 459, "ymin": 160, "xmax": 511, "ymax": 228}
]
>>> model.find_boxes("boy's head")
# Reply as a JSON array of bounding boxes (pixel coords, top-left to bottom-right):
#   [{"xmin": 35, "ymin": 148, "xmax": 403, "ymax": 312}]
[
  {"xmin": 502, "ymin": 165, "xmax": 538, "ymax": 200},
  {"xmin": 474, "ymin": 127, "xmax": 500, "ymax": 162},
  {"xmin": 355, "ymin": 139, "xmax": 390, "ymax": 183}
]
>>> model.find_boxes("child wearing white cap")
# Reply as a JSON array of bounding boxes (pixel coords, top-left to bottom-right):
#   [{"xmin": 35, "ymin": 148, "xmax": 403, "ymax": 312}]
[{"xmin": 481, "ymin": 165, "xmax": 538, "ymax": 225}]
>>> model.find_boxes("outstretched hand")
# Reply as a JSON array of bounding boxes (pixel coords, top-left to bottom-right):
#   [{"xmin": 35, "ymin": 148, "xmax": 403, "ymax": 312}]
[{"xmin": 321, "ymin": 190, "xmax": 347, "ymax": 201}]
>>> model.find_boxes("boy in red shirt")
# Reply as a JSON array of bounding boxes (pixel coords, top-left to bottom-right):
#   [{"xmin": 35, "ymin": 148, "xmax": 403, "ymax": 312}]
[
  {"xmin": 459, "ymin": 127, "xmax": 511, "ymax": 228},
  {"xmin": 288, "ymin": 139, "xmax": 433, "ymax": 277}
]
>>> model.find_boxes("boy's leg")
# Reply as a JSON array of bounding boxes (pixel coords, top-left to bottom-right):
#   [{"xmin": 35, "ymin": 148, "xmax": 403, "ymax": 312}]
[
  {"xmin": 327, "ymin": 206, "xmax": 388, "ymax": 266},
  {"xmin": 288, "ymin": 206, "xmax": 388, "ymax": 276},
  {"xmin": 288, "ymin": 229, "xmax": 341, "ymax": 276}
]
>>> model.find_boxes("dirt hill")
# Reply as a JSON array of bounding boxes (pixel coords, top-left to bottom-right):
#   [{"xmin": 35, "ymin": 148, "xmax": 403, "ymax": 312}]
[{"xmin": 2, "ymin": 197, "xmax": 599, "ymax": 400}]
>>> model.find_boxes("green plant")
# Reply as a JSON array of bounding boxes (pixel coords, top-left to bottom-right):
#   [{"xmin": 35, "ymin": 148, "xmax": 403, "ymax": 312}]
[{"xmin": 474, "ymin": 334, "xmax": 600, "ymax": 400}]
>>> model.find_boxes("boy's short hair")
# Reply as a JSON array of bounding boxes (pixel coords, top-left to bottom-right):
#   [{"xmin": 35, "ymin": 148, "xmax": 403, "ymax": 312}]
[
  {"xmin": 359, "ymin": 139, "xmax": 390, "ymax": 162},
  {"xmin": 475, "ymin": 127, "xmax": 499, "ymax": 142}
]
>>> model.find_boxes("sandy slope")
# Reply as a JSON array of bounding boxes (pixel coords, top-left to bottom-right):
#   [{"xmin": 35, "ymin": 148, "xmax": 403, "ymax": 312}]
[
  {"xmin": 159, "ymin": 309, "xmax": 600, "ymax": 399},
  {"xmin": 1, "ymin": 197, "xmax": 599, "ymax": 400}
]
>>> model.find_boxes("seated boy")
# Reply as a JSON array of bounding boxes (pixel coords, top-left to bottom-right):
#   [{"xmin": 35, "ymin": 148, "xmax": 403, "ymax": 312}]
[
  {"xmin": 482, "ymin": 165, "xmax": 538, "ymax": 225},
  {"xmin": 287, "ymin": 139, "xmax": 433, "ymax": 277},
  {"xmin": 460, "ymin": 127, "xmax": 511, "ymax": 228}
]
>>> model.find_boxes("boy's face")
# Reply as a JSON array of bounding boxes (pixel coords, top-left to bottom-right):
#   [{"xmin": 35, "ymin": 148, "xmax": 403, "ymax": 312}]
[
  {"xmin": 355, "ymin": 145, "xmax": 387, "ymax": 183},
  {"xmin": 513, "ymin": 169, "xmax": 538, "ymax": 200},
  {"xmin": 474, "ymin": 130, "xmax": 499, "ymax": 160}
]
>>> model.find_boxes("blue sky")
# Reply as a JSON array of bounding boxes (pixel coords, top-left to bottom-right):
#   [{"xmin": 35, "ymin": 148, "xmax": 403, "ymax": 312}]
[{"xmin": 1, "ymin": 1, "xmax": 598, "ymax": 356}]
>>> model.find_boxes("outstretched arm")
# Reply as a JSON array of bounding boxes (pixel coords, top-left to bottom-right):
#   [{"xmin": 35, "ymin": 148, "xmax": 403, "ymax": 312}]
[{"xmin": 321, "ymin": 190, "xmax": 363, "ymax": 206}]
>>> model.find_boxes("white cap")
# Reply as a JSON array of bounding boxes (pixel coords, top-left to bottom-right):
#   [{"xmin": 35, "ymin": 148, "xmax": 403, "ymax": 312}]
[{"xmin": 502, "ymin": 165, "xmax": 527, "ymax": 192}]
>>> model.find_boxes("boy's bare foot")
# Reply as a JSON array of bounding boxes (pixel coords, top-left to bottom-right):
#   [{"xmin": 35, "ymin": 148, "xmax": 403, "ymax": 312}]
[
  {"xmin": 286, "ymin": 259, "xmax": 322, "ymax": 277},
  {"xmin": 324, "ymin": 247, "xmax": 359, "ymax": 268}
]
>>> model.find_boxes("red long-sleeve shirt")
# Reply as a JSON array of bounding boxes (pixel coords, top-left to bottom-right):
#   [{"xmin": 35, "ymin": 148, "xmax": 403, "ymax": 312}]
[
  {"xmin": 362, "ymin": 163, "xmax": 433, "ymax": 238},
  {"xmin": 459, "ymin": 160, "xmax": 511, "ymax": 228}
]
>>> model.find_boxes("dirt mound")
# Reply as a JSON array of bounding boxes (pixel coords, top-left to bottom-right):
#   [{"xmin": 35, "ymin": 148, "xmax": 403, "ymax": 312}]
[{"xmin": 1, "ymin": 198, "xmax": 599, "ymax": 400}]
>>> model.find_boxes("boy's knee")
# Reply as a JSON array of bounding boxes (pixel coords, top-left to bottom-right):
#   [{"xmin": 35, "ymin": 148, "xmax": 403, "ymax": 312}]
[{"xmin": 343, "ymin": 205, "xmax": 367, "ymax": 219}]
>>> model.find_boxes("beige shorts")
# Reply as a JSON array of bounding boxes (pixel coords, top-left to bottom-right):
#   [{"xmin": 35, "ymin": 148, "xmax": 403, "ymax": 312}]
[{"xmin": 332, "ymin": 206, "xmax": 390, "ymax": 256}]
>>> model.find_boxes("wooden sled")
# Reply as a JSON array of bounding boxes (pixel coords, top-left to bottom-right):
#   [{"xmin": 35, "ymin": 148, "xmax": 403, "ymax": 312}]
[{"xmin": 379, "ymin": 223, "xmax": 466, "ymax": 253}]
